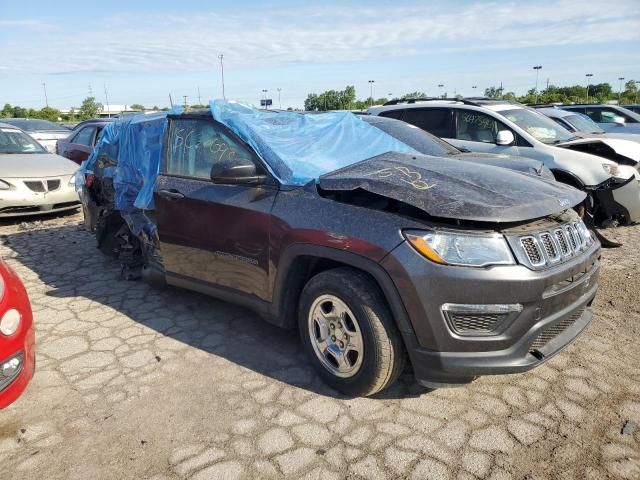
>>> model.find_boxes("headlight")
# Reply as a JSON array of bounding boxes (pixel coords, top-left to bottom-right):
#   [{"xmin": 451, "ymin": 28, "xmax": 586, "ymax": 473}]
[
  {"xmin": 602, "ymin": 163, "xmax": 619, "ymax": 177},
  {"xmin": 68, "ymin": 174, "xmax": 76, "ymax": 186},
  {"xmin": 0, "ymin": 180, "xmax": 12, "ymax": 190},
  {"xmin": 404, "ymin": 230, "xmax": 515, "ymax": 267},
  {"xmin": 0, "ymin": 308, "xmax": 21, "ymax": 336}
]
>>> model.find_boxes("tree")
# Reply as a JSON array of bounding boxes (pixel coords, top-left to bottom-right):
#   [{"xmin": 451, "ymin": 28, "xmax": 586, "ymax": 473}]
[
  {"xmin": 484, "ymin": 86, "xmax": 504, "ymax": 99},
  {"xmin": 129, "ymin": 103, "xmax": 145, "ymax": 111},
  {"xmin": 35, "ymin": 106, "xmax": 62, "ymax": 121},
  {"xmin": 400, "ymin": 91, "xmax": 428, "ymax": 100},
  {"xmin": 78, "ymin": 96, "xmax": 101, "ymax": 120},
  {"xmin": 304, "ymin": 85, "xmax": 357, "ymax": 111}
]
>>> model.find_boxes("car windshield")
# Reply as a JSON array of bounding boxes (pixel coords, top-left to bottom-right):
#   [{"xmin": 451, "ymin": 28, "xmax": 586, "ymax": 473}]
[
  {"xmin": 0, "ymin": 127, "xmax": 47, "ymax": 154},
  {"xmin": 566, "ymin": 113, "xmax": 604, "ymax": 133},
  {"xmin": 2, "ymin": 119, "xmax": 69, "ymax": 132},
  {"xmin": 362, "ymin": 117, "xmax": 460, "ymax": 156},
  {"xmin": 501, "ymin": 108, "xmax": 574, "ymax": 144}
]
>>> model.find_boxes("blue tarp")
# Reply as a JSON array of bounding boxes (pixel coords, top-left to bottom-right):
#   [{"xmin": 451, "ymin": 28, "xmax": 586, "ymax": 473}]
[
  {"xmin": 78, "ymin": 101, "xmax": 418, "ymax": 219},
  {"xmin": 209, "ymin": 100, "xmax": 418, "ymax": 185}
]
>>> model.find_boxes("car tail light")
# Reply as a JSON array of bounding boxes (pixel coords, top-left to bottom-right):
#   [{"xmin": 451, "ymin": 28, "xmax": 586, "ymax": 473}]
[{"xmin": 86, "ymin": 174, "xmax": 95, "ymax": 187}]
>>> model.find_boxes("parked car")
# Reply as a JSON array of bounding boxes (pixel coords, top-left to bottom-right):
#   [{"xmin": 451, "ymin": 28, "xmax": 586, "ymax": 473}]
[
  {"xmin": 57, "ymin": 118, "xmax": 114, "ymax": 164},
  {"xmin": 0, "ymin": 122, "xmax": 80, "ymax": 217},
  {"xmin": 1, "ymin": 118, "xmax": 70, "ymax": 153},
  {"xmin": 361, "ymin": 115, "xmax": 556, "ymax": 179},
  {"xmin": 0, "ymin": 257, "xmax": 35, "ymax": 409},
  {"xmin": 560, "ymin": 104, "xmax": 640, "ymax": 134},
  {"xmin": 368, "ymin": 99, "xmax": 640, "ymax": 225},
  {"xmin": 534, "ymin": 107, "xmax": 640, "ymax": 172},
  {"xmin": 79, "ymin": 102, "xmax": 600, "ymax": 397}
]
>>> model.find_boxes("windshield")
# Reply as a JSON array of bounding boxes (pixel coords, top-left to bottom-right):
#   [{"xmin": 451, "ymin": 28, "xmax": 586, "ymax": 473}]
[
  {"xmin": 2, "ymin": 119, "xmax": 69, "ymax": 132},
  {"xmin": 0, "ymin": 127, "xmax": 47, "ymax": 154},
  {"xmin": 566, "ymin": 113, "xmax": 604, "ymax": 134},
  {"xmin": 362, "ymin": 116, "xmax": 460, "ymax": 156},
  {"xmin": 501, "ymin": 108, "xmax": 574, "ymax": 144}
]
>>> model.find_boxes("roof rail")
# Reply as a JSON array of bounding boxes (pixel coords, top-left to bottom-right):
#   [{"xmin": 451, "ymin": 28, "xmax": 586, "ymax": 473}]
[
  {"xmin": 525, "ymin": 103, "xmax": 561, "ymax": 108},
  {"xmin": 382, "ymin": 97, "xmax": 441, "ymax": 106}
]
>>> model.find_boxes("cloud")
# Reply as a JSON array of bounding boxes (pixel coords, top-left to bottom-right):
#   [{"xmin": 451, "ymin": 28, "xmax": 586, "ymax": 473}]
[{"xmin": 1, "ymin": 0, "xmax": 639, "ymax": 75}]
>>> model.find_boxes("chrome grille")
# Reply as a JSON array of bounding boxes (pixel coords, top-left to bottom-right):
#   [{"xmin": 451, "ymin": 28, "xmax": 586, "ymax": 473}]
[
  {"xmin": 509, "ymin": 220, "xmax": 595, "ymax": 270},
  {"xmin": 554, "ymin": 229, "xmax": 570, "ymax": 255},
  {"xmin": 530, "ymin": 308, "xmax": 585, "ymax": 351},
  {"xmin": 520, "ymin": 237, "xmax": 543, "ymax": 266},
  {"xmin": 540, "ymin": 233, "xmax": 559, "ymax": 261},
  {"xmin": 24, "ymin": 181, "xmax": 45, "ymax": 192}
]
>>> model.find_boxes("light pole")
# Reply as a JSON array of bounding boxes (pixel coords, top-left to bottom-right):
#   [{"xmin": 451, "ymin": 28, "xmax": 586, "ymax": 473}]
[
  {"xmin": 472, "ymin": 85, "xmax": 477, "ymax": 96},
  {"xmin": 585, "ymin": 73, "xmax": 593, "ymax": 103},
  {"xmin": 261, "ymin": 89, "xmax": 268, "ymax": 109},
  {"xmin": 438, "ymin": 84, "xmax": 444, "ymax": 99},
  {"xmin": 618, "ymin": 77, "xmax": 625, "ymax": 102},
  {"xmin": 42, "ymin": 82, "xmax": 48, "ymax": 107},
  {"xmin": 218, "ymin": 54, "xmax": 226, "ymax": 100},
  {"xmin": 277, "ymin": 88, "xmax": 282, "ymax": 109},
  {"xmin": 368, "ymin": 80, "xmax": 375, "ymax": 106},
  {"xmin": 533, "ymin": 65, "xmax": 542, "ymax": 103}
]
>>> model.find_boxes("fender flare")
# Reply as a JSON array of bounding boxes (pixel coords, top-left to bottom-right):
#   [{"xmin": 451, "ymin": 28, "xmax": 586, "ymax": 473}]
[{"xmin": 270, "ymin": 244, "xmax": 417, "ymax": 339}]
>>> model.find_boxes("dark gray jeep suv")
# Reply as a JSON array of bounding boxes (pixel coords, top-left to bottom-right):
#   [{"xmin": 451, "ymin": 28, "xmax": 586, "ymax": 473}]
[{"xmin": 79, "ymin": 102, "xmax": 601, "ymax": 396}]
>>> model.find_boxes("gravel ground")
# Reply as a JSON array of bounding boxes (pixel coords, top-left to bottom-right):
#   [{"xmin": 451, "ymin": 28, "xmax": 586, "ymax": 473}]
[{"xmin": 0, "ymin": 210, "xmax": 638, "ymax": 480}]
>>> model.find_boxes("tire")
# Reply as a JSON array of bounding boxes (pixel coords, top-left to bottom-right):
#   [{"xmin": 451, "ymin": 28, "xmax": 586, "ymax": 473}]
[{"xmin": 298, "ymin": 267, "xmax": 405, "ymax": 397}]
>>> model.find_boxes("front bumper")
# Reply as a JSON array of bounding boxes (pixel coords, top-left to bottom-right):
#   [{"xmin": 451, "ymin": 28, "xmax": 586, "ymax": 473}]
[
  {"xmin": 0, "ymin": 175, "xmax": 80, "ymax": 217},
  {"xmin": 382, "ymin": 239, "xmax": 601, "ymax": 387},
  {"xmin": 592, "ymin": 175, "xmax": 640, "ymax": 224}
]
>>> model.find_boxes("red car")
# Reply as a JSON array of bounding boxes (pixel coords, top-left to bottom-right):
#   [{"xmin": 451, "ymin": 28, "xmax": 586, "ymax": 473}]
[
  {"xmin": 56, "ymin": 118, "xmax": 113, "ymax": 164},
  {"xmin": 0, "ymin": 258, "xmax": 35, "ymax": 409}
]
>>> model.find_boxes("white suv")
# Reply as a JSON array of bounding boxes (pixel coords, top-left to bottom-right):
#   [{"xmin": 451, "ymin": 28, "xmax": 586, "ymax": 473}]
[{"xmin": 368, "ymin": 99, "xmax": 640, "ymax": 225}]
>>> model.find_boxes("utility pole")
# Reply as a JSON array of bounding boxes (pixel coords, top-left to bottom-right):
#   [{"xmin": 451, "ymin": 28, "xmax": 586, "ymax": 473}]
[
  {"xmin": 42, "ymin": 82, "xmax": 48, "ymax": 107},
  {"xmin": 533, "ymin": 65, "xmax": 542, "ymax": 103},
  {"xmin": 183, "ymin": 95, "xmax": 188, "ymax": 108},
  {"xmin": 277, "ymin": 88, "xmax": 282, "ymax": 109},
  {"xmin": 438, "ymin": 84, "xmax": 444, "ymax": 99},
  {"xmin": 368, "ymin": 80, "xmax": 375, "ymax": 106},
  {"xmin": 169, "ymin": 94, "xmax": 174, "ymax": 108},
  {"xmin": 546, "ymin": 78, "xmax": 550, "ymax": 90},
  {"xmin": 88, "ymin": 84, "xmax": 93, "ymax": 97},
  {"xmin": 585, "ymin": 73, "xmax": 593, "ymax": 103},
  {"xmin": 197, "ymin": 86, "xmax": 202, "ymax": 105},
  {"xmin": 618, "ymin": 77, "xmax": 625, "ymax": 102},
  {"xmin": 104, "ymin": 84, "xmax": 110, "ymax": 116},
  {"xmin": 218, "ymin": 54, "xmax": 226, "ymax": 100}
]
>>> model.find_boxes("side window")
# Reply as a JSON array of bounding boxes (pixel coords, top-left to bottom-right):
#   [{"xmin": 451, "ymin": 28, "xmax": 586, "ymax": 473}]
[
  {"xmin": 454, "ymin": 110, "xmax": 501, "ymax": 144},
  {"xmin": 552, "ymin": 117, "xmax": 575, "ymax": 132},
  {"xmin": 166, "ymin": 119, "xmax": 256, "ymax": 179},
  {"xmin": 379, "ymin": 110, "xmax": 403, "ymax": 120},
  {"xmin": 402, "ymin": 108, "xmax": 453, "ymax": 137},
  {"xmin": 584, "ymin": 108, "xmax": 602, "ymax": 122},
  {"xmin": 73, "ymin": 126, "xmax": 96, "ymax": 146},
  {"xmin": 95, "ymin": 127, "xmax": 105, "ymax": 145}
]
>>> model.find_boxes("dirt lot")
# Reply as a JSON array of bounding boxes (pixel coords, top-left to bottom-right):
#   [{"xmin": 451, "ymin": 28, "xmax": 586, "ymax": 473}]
[{"xmin": 0, "ymin": 210, "xmax": 638, "ymax": 480}]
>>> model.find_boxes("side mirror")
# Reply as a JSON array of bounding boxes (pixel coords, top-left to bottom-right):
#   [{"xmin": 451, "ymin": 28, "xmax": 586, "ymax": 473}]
[
  {"xmin": 210, "ymin": 158, "xmax": 267, "ymax": 185},
  {"xmin": 613, "ymin": 116, "xmax": 626, "ymax": 125},
  {"xmin": 496, "ymin": 130, "xmax": 515, "ymax": 146}
]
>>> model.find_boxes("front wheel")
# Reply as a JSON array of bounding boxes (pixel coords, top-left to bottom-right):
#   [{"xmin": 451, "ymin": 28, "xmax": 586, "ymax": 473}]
[{"xmin": 298, "ymin": 267, "xmax": 405, "ymax": 397}]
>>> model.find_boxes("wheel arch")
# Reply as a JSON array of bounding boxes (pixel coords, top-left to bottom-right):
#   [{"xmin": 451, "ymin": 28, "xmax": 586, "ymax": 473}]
[
  {"xmin": 269, "ymin": 245, "xmax": 417, "ymax": 341},
  {"xmin": 551, "ymin": 168, "xmax": 585, "ymax": 189}
]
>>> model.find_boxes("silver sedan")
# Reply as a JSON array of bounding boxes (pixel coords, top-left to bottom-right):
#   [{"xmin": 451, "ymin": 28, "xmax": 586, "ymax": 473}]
[{"xmin": 0, "ymin": 123, "xmax": 80, "ymax": 217}]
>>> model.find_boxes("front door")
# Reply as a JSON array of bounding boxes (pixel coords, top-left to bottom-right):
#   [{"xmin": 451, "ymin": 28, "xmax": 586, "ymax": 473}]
[
  {"xmin": 154, "ymin": 117, "xmax": 277, "ymax": 301},
  {"xmin": 447, "ymin": 109, "xmax": 521, "ymax": 156}
]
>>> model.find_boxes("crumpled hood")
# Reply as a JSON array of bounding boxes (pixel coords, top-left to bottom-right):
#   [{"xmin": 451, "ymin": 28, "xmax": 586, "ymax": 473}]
[
  {"xmin": 453, "ymin": 152, "xmax": 548, "ymax": 176},
  {"xmin": 0, "ymin": 153, "xmax": 79, "ymax": 178},
  {"xmin": 556, "ymin": 137, "xmax": 640, "ymax": 163},
  {"xmin": 319, "ymin": 152, "xmax": 585, "ymax": 223}
]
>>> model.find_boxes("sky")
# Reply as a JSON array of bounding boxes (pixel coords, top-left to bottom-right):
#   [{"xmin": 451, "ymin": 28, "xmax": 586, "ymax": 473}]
[{"xmin": 1, "ymin": 0, "xmax": 639, "ymax": 110}]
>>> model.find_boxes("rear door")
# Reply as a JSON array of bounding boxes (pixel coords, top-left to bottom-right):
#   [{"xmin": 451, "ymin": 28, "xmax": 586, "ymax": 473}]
[
  {"xmin": 154, "ymin": 116, "xmax": 277, "ymax": 301},
  {"xmin": 60, "ymin": 125, "xmax": 96, "ymax": 164}
]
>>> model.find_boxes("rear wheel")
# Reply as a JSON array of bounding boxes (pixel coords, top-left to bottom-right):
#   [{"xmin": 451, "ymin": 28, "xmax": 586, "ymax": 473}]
[{"xmin": 298, "ymin": 267, "xmax": 405, "ymax": 397}]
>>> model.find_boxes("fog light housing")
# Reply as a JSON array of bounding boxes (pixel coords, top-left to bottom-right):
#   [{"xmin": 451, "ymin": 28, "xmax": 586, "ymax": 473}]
[
  {"xmin": 2, "ymin": 357, "xmax": 20, "ymax": 377},
  {"xmin": 0, "ymin": 309, "xmax": 21, "ymax": 336},
  {"xmin": 442, "ymin": 303, "xmax": 523, "ymax": 336}
]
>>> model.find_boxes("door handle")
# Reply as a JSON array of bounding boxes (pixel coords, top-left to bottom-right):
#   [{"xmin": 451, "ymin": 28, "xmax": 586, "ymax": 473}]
[{"xmin": 158, "ymin": 189, "xmax": 185, "ymax": 200}]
